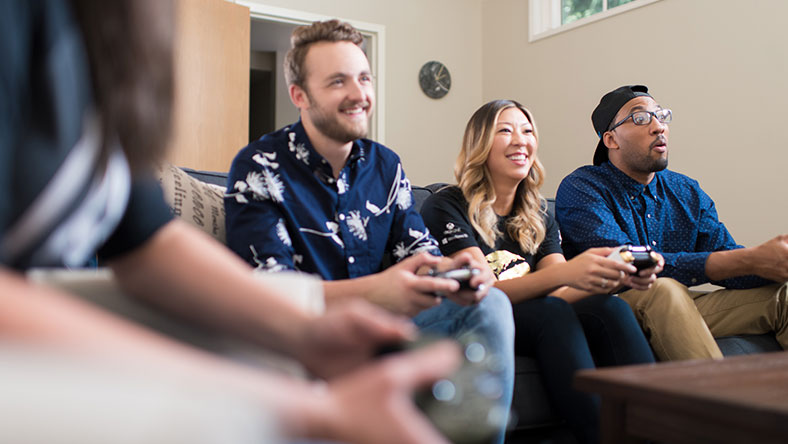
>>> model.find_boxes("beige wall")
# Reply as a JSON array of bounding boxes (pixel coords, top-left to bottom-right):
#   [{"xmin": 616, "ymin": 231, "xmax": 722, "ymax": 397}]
[
  {"xmin": 483, "ymin": 0, "xmax": 788, "ymax": 247},
  {"xmin": 242, "ymin": 0, "xmax": 484, "ymax": 186}
]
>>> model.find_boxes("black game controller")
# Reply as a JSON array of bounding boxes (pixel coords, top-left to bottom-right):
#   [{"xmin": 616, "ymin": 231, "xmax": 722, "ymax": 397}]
[
  {"xmin": 428, "ymin": 266, "xmax": 481, "ymax": 291},
  {"xmin": 376, "ymin": 335, "xmax": 507, "ymax": 444},
  {"xmin": 608, "ymin": 245, "xmax": 659, "ymax": 271}
]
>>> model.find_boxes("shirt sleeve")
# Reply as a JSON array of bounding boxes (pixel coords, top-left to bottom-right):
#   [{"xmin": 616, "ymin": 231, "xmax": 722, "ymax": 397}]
[
  {"xmin": 688, "ymin": 187, "xmax": 772, "ymax": 289},
  {"xmin": 224, "ymin": 147, "xmax": 298, "ymax": 273},
  {"xmin": 534, "ymin": 211, "xmax": 563, "ymax": 263},
  {"xmin": 383, "ymin": 167, "xmax": 442, "ymax": 261},
  {"xmin": 420, "ymin": 187, "xmax": 480, "ymax": 257},
  {"xmin": 556, "ymin": 172, "xmax": 648, "ymax": 254},
  {"xmin": 98, "ymin": 176, "xmax": 173, "ymax": 261}
]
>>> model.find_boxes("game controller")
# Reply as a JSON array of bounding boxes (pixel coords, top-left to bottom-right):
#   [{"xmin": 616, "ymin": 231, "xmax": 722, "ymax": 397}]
[
  {"xmin": 428, "ymin": 265, "xmax": 481, "ymax": 291},
  {"xmin": 608, "ymin": 245, "xmax": 659, "ymax": 271},
  {"xmin": 376, "ymin": 335, "xmax": 507, "ymax": 444}
]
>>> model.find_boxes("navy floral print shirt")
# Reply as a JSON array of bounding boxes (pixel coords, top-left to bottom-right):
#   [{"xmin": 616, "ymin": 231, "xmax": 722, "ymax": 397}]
[
  {"xmin": 225, "ymin": 121, "xmax": 440, "ymax": 280},
  {"xmin": 556, "ymin": 161, "xmax": 771, "ymax": 289}
]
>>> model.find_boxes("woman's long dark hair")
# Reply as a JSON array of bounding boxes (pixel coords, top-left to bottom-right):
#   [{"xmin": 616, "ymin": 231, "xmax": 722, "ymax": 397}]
[{"xmin": 69, "ymin": 0, "xmax": 174, "ymax": 173}]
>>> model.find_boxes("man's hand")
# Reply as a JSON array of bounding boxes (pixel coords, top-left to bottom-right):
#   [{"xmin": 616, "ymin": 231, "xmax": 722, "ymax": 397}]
[
  {"xmin": 295, "ymin": 300, "xmax": 417, "ymax": 379},
  {"xmin": 751, "ymin": 234, "xmax": 788, "ymax": 282},
  {"xmin": 366, "ymin": 253, "xmax": 463, "ymax": 317},
  {"xmin": 316, "ymin": 340, "xmax": 460, "ymax": 444},
  {"xmin": 620, "ymin": 253, "xmax": 664, "ymax": 291},
  {"xmin": 435, "ymin": 252, "xmax": 495, "ymax": 306}
]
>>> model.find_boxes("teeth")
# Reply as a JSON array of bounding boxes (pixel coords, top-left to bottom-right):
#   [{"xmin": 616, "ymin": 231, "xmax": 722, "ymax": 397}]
[{"xmin": 508, "ymin": 154, "xmax": 527, "ymax": 161}]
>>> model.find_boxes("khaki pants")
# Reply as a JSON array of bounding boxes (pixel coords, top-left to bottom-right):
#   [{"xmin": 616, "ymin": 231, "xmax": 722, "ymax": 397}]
[{"xmin": 618, "ymin": 278, "xmax": 788, "ymax": 361}]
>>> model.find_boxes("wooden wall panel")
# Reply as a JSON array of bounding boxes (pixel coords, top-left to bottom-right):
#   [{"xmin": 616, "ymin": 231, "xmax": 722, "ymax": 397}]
[{"xmin": 168, "ymin": 0, "xmax": 249, "ymax": 172}]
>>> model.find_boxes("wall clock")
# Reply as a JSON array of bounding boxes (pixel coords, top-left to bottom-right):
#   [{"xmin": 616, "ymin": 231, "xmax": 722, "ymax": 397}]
[{"xmin": 418, "ymin": 60, "xmax": 451, "ymax": 99}]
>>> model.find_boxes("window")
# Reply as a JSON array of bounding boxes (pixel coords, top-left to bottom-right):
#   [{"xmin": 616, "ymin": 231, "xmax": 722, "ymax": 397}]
[{"xmin": 529, "ymin": 0, "xmax": 661, "ymax": 41}]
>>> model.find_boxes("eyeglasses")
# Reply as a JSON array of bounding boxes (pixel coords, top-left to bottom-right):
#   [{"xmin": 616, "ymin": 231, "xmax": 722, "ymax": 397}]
[{"xmin": 608, "ymin": 108, "xmax": 672, "ymax": 131}]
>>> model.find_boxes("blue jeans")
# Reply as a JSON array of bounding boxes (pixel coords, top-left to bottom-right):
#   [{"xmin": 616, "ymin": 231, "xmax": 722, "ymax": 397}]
[
  {"xmin": 512, "ymin": 294, "xmax": 653, "ymax": 444},
  {"xmin": 412, "ymin": 288, "xmax": 514, "ymax": 444}
]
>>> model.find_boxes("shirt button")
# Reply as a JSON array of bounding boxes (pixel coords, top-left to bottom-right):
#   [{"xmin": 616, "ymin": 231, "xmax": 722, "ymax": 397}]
[
  {"xmin": 651, "ymin": 240, "xmax": 657, "ymax": 246},
  {"xmin": 327, "ymin": 178, "xmax": 335, "ymax": 184},
  {"xmin": 630, "ymin": 195, "xmax": 635, "ymax": 200},
  {"xmin": 339, "ymin": 214, "xmax": 346, "ymax": 221},
  {"xmin": 647, "ymin": 214, "xmax": 652, "ymax": 218},
  {"xmin": 348, "ymin": 256, "xmax": 355, "ymax": 264},
  {"xmin": 691, "ymin": 278, "xmax": 697, "ymax": 284}
]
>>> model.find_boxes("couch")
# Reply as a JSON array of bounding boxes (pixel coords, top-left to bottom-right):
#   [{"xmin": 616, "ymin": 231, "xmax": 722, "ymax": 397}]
[{"xmin": 168, "ymin": 165, "xmax": 782, "ymax": 443}]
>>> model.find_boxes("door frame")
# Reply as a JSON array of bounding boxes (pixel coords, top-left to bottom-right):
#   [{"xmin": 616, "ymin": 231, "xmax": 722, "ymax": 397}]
[{"xmin": 235, "ymin": 1, "xmax": 387, "ymax": 143}]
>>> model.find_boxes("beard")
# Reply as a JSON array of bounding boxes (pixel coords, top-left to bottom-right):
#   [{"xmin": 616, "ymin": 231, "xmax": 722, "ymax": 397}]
[
  {"xmin": 621, "ymin": 140, "xmax": 669, "ymax": 174},
  {"xmin": 626, "ymin": 153, "xmax": 668, "ymax": 175},
  {"xmin": 305, "ymin": 96, "xmax": 371, "ymax": 144},
  {"xmin": 650, "ymin": 155, "xmax": 668, "ymax": 172}
]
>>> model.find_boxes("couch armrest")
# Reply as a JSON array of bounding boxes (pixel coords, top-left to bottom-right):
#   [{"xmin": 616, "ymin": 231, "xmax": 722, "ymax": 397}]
[{"xmin": 27, "ymin": 268, "xmax": 323, "ymax": 376}]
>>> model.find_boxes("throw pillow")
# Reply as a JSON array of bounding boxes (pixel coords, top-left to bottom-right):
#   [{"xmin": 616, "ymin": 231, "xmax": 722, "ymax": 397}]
[{"xmin": 155, "ymin": 163, "xmax": 226, "ymax": 244}]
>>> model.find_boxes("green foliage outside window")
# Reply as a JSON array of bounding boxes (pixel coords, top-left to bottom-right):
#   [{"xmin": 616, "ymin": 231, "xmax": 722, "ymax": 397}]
[{"xmin": 562, "ymin": 0, "xmax": 635, "ymax": 25}]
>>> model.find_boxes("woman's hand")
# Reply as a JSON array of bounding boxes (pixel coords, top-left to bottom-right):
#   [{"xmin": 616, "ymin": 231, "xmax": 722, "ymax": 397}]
[{"xmin": 561, "ymin": 247, "xmax": 636, "ymax": 293}]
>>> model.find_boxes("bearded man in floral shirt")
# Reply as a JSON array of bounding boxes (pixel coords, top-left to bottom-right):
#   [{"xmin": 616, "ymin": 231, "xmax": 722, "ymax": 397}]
[{"xmin": 225, "ymin": 20, "xmax": 515, "ymax": 443}]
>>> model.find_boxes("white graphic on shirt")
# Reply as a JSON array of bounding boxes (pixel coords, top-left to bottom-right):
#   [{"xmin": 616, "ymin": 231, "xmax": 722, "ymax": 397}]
[
  {"xmin": 392, "ymin": 228, "xmax": 437, "ymax": 260},
  {"xmin": 337, "ymin": 175, "xmax": 348, "ymax": 195},
  {"xmin": 276, "ymin": 218, "xmax": 292, "ymax": 246},
  {"xmin": 288, "ymin": 132, "xmax": 310, "ymax": 165},
  {"xmin": 365, "ymin": 163, "xmax": 412, "ymax": 216},
  {"xmin": 300, "ymin": 221, "xmax": 344, "ymax": 248},
  {"xmin": 347, "ymin": 210, "xmax": 369, "ymax": 241},
  {"xmin": 396, "ymin": 176, "xmax": 413, "ymax": 210},
  {"xmin": 261, "ymin": 169, "xmax": 285, "ymax": 202},
  {"xmin": 227, "ymin": 170, "xmax": 285, "ymax": 204},
  {"xmin": 250, "ymin": 245, "xmax": 287, "ymax": 272},
  {"xmin": 252, "ymin": 151, "xmax": 279, "ymax": 169}
]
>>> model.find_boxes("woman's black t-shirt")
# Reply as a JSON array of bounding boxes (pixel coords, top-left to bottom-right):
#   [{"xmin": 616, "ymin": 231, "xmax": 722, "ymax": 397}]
[{"xmin": 420, "ymin": 186, "xmax": 561, "ymax": 280}]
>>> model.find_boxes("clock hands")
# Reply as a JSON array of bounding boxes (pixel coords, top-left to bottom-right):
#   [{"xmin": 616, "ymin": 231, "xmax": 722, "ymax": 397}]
[{"xmin": 420, "ymin": 61, "xmax": 450, "ymax": 98}]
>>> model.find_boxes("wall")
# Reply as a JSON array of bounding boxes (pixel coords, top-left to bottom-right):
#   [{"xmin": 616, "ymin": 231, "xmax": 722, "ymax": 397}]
[
  {"xmin": 483, "ymin": 0, "xmax": 788, "ymax": 247},
  {"xmin": 240, "ymin": 0, "xmax": 484, "ymax": 186}
]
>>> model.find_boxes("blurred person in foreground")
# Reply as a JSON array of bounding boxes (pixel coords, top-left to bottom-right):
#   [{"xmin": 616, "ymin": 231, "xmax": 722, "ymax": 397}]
[{"xmin": 0, "ymin": 1, "xmax": 460, "ymax": 443}]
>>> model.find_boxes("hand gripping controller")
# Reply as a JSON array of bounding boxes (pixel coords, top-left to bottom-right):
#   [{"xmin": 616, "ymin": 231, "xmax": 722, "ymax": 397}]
[
  {"xmin": 608, "ymin": 245, "xmax": 659, "ymax": 271},
  {"xmin": 427, "ymin": 265, "xmax": 481, "ymax": 291},
  {"xmin": 376, "ymin": 335, "xmax": 507, "ymax": 444}
]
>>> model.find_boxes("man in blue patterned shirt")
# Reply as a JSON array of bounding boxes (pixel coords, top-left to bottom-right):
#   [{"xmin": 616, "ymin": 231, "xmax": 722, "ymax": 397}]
[
  {"xmin": 225, "ymin": 20, "xmax": 514, "ymax": 442},
  {"xmin": 556, "ymin": 85, "xmax": 788, "ymax": 361}
]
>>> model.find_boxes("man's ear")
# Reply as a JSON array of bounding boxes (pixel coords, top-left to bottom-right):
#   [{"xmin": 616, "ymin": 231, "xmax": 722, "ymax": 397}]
[
  {"xmin": 289, "ymin": 84, "xmax": 309, "ymax": 109},
  {"xmin": 603, "ymin": 131, "xmax": 619, "ymax": 151}
]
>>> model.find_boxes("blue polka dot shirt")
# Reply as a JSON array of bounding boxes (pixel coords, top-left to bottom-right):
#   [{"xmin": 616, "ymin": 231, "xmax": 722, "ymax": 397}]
[{"xmin": 555, "ymin": 161, "xmax": 771, "ymax": 289}]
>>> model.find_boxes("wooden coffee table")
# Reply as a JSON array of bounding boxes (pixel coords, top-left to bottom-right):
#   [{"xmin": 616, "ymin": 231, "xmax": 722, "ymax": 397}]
[{"xmin": 575, "ymin": 351, "xmax": 788, "ymax": 444}]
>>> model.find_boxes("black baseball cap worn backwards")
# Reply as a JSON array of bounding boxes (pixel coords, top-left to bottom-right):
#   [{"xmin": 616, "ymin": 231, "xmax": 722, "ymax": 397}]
[{"xmin": 591, "ymin": 85, "xmax": 651, "ymax": 166}]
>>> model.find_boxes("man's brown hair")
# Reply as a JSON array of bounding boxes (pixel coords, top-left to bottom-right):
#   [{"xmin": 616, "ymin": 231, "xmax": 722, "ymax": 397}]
[{"xmin": 284, "ymin": 19, "xmax": 364, "ymax": 90}]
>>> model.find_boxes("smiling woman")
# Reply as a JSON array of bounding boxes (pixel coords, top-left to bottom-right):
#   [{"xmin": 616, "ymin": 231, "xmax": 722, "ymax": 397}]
[{"xmin": 420, "ymin": 99, "xmax": 657, "ymax": 444}]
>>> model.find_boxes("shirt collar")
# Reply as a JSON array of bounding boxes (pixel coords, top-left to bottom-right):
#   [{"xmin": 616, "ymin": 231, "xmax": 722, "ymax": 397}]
[
  {"xmin": 601, "ymin": 161, "xmax": 660, "ymax": 198},
  {"xmin": 289, "ymin": 120, "xmax": 367, "ymax": 173}
]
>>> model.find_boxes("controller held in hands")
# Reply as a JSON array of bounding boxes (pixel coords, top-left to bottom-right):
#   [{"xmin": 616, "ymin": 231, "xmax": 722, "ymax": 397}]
[
  {"xmin": 608, "ymin": 245, "xmax": 659, "ymax": 271},
  {"xmin": 377, "ymin": 335, "xmax": 508, "ymax": 444},
  {"xmin": 428, "ymin": 265, "xmax": 481, "ymax": 291}
]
